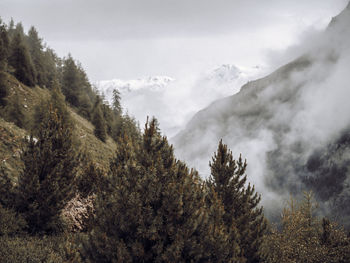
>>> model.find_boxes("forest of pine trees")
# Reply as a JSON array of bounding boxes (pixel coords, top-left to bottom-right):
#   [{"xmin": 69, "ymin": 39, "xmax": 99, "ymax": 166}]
[{"xmin": 0, "ymin": 18, "xmax": 350, "ymax": 262}]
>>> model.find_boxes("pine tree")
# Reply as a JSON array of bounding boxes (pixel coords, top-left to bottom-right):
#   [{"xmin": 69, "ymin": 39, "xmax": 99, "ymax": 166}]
[
  {"xmin": 78, "ymin": 93, "xmax": 92, "ymax": 120},
  {"xmin": 31, "ymin": 80, "xmax": 69, "ymax": 135},
  {"xmin": 42, "ymin": 47, "xmax": 59, "ymax": 88},
  {"xmin": 0, "ymin": 21, "xmax": 9, "ymax": 71},
  {"xmin": 92, "ymin": 97, "xmax": 107, "ymax": 142},
  {"xmin": 112, "ymin": 88, "xmax": 122, "ymax": 116},
  {"xmin": 62, "ymin": 55, "xmax": 81, "ymax": 107},
  {"xmin": 101, "ymin": 103, "xmax": 114, "ymax": 135},
  {"xmin": 8, "ymin": 33, "xmax": 36, "ymax": 87},
  {"xmin": 17, "ymin": 87, "xmax": 79, "ymax": 234},
  {"xmin": 7, "ymin": 18, "xmax": 15, "ymax": 40},
  {"xmin": 83, "ymin": 119, "xmax": 239, "ymax": 262},
  {"xmin": 207, "ymin": 140, "xmax": 267, "ymax": 263},
  {"xmin": 26, "ymin": 26, "xmax": 46, "ymax": 87}
]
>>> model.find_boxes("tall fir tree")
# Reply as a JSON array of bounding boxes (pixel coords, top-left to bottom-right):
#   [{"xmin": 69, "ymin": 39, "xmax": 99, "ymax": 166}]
[
  {"xmin": 8, "ymin": 33, "xmax": 36, "ymax": 87},
  {"xmin": 17, "ymin": 86, "xmax": 79, "ymax": 234},
  {"xmin": 83, "ymin": 119, "xmax": 240, "ymax": 262},
  {"xmin": 7, "ymin": 18, "xmax": 15, "ymax": 40},
  {"xmin": 61, "ymin": 54, "xmax": 81, "ymax": 107},
  {"xmin": 207, "ymin": 140, "xmax": 267, "ymax": 263},
  {"xmin": 42, "ymin": 47, "xmax": 59, "ymax": 88},
  {"xmin": 92, "ymin": 96, "xmax": 107, "ymax": 142},
  {"xmin": 112, "ymin": 88, "xmax": 122, "ymax": 116},
  {"xmin": 26, "ymin": 26, "xmax": 47, "ymax": 87},
  {"xmin": 0, "ymin": 21, "xmax": 9, "ymax": 71}
]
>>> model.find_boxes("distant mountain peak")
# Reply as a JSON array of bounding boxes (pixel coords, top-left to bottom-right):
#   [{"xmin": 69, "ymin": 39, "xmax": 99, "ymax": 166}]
[
  {"xmin": 95, "ymin": 75, "xmax": 174, "ymax": 94},
  {"xmin": 205, "ymin": 64, "xmax": 263, "ymax": 84}
]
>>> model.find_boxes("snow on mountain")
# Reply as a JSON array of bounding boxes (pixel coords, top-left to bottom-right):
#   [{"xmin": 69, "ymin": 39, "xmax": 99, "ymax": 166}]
[
  {"xmin": 94, "ymin": 66, "xmax": 262, "ymax": 137},
  {"xmin": 95, "ymin": 76, "xmax": 174, "ymax": 103}
]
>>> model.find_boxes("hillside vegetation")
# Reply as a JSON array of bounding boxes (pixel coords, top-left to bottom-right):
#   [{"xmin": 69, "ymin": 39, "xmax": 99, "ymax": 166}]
[
  {"xmin": 1, "ymin": 12, "xmax": 350, "ymax": 263},
  {"xmin": 0, "ymin": 72, "xmax": 116, "ymax": 178}
]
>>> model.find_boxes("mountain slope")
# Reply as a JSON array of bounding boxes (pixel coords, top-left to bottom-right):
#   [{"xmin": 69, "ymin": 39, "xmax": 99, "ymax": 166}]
[
  {"xmin": 172, "ymin": 3, "xmax": 350, "ymax": 222},
  {"xmin": 0, "ymin": 72, "xmax": 117, "ymax": 179}
]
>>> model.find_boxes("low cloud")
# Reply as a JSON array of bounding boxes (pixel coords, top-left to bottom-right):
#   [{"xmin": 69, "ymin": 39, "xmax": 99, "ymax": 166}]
[{"xmin": 172, "ymin": 4, "xmax": 350, "ymax": 222}]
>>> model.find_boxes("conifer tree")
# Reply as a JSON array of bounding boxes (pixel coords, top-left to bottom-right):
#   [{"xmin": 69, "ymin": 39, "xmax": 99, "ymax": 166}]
[
  {"xmin": 8, "ymin": 33, "xmax": 36, "ymax": 87},
  {"xmin": 83, "ymin": 119, "xmax": 239, "ymax": 262},
  {"xmin": 31, "ymin": 80, "xmax": 69, "ymax": 135},
  {"xmin": 78, "ymin": 93, "xmax": 92, "ymax": 120},
  {"xmin": 17, "ymin": 86, "xmax": 79, "ymax": 234},
  {"xmin": 0, "ymin": 21, "xmax": 9, "ymax": 71},
  {"xmin": 207, "ymin": 140, "xmax": 266, "ymax": 263},
  {"xmin": 7, "ymin": 18, "xmax": 15, "ymax": 40},
  {"xmin": 112, "ymin": 88, "xmax": 122, "ymax": 116},
  {"xmin": 14, "ymin": 22, "xmax": 24, "ymax": 37},
  {"xmin": 101, "ymin": 103, "xmax": 114, "ymax": 135},
  {"xmin": 92, "ymin": 96, "xmax": 107, "ymax": 142},
  {"xmin": 62, "ymin": 54, "xmax": 81, "ymax": 107},
  {"xmin": 26, "ymin": 26, "xmax": 46, "ymax": 87}
]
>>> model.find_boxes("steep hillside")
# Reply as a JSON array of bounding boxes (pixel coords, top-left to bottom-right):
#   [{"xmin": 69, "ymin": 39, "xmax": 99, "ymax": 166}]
[
  {"xmin": 0, "ymin": 72, "xmax": 117, "ymax": 179},
  {"xmin": 172, "ymin": 3, "xmax": 350, "ymax": 222}
]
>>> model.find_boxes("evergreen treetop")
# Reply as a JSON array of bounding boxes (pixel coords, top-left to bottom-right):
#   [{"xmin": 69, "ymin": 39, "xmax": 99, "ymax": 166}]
[{"xmin": 208, "ymin": 139, "xmax": 267, "ymax": 263}]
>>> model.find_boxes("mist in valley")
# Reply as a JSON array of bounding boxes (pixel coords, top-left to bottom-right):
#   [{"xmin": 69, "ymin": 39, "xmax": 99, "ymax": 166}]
[{"xmin": 172, "ymin": 3, "xmax": 350, "ymax": 223}]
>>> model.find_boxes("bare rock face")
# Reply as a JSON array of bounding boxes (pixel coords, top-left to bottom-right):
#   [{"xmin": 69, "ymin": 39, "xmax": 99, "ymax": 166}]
[{"xmin": 62, "ymin": 194, "xmax": 95, "ymax": 232}]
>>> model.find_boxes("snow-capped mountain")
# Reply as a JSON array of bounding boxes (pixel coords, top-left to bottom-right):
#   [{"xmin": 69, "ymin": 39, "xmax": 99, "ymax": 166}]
[
  {"xmin": 94, "ymin": 66, "xmax": 261, "ymax": 137},
  {"xmin": 206, "ymin": 64, "xmax": 262, "ymax": 83},
  {"xmin": 95, "ymin": 76, "xmax": 174, "ymax": 103}
]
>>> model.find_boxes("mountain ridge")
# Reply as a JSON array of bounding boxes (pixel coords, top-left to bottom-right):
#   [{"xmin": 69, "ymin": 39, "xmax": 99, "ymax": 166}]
[{"xmin": 172, "ymin": 2, "xmax": 350, "ymax": 222}]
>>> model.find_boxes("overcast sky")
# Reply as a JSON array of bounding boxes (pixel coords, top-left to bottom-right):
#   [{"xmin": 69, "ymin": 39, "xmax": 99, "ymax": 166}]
[{"xmin": 0, "ymin": 0, "xmax": 348, "ymax": 81}]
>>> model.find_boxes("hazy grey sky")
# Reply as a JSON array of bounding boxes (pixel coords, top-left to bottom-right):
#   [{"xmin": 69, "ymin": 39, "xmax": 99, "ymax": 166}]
[{"xmin": 0, "ymin": 0, "xmax": 348, "ymax": 80}]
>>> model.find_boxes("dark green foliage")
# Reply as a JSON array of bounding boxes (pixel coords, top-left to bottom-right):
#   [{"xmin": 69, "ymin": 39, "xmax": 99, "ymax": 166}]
[
  {"xmin": 111, "ymin": 113, "xmax": 141, "ymax": 143},
  {"xmin": 60, "ymin": 54, "xmax": 97, "ymax": 120},
  {"xmin": 83, "ymin": 119, "xmax": 239, "ymax": 262},
  {"xmin": 92, "ymin": 96, "xmax": 107, "ymax": 142},
  {"xmin": 0, "ymin": 166, "xmax": 26, "ymax": 237},
  {"xmin": 0, "ymin": 166, "xmax": 17, "ymax": 209},
  {"xmin": 0, "ymin": 71, "xmax": 8, "ymax": 106},
  {"xmin": 101, "ymin": 103, "xmax": 114, "ymax": 135},
  {"xmin": 7, "ymin": 18, "xmax": 15, "ymax": 40},
  {"xmin": 112, "ymin": 88, "xmax": 122, "ymax": 115},
  {"xmin": 0, "ymin": 21, "xmax": 9, "ymax": 71},
  {"xmin": 26, "ymin": 26, "xmax": 47, "ymax": 87},
  {"xmin": 31, "ymin": 80, "xmax": 69, "ymax": 135},
  {"xmin": 5, "ymin": 92, "xmax": 26, "ymax": 128},
  {"xmin": 0, "ymin": 204, "xmax": 26, "ymax": 236},
  {"xmin": 17, "ymin": 88, "xmax": 79, "ymax": 234},
  {"xmin": 61, "ymin": 55, "xmax": 81, "ymax": 107},
  {"xmin": 77, "ymin": 159, "xmax": 106, "ymax": 198},
  {"xmin": 42, "ymin": 47, "xmax": 60, "ymax": 88},
  {"xmin": 14, "ymin": 22, "xmax": 24, "ymax": 37},
  {"xmin": 78, "ymin": 93, "xmax": 92, "ymax": 120},
  {"xmin": 8, "ymin": 33, "xmax": 36, "ymax": 87},
  {"xmin": 207, "ymin": 140, "xmax": 267, "ymax": 263},
  {"xmin": 0, "ymin": 234, "xmax": 83, "ymax": 263}
]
